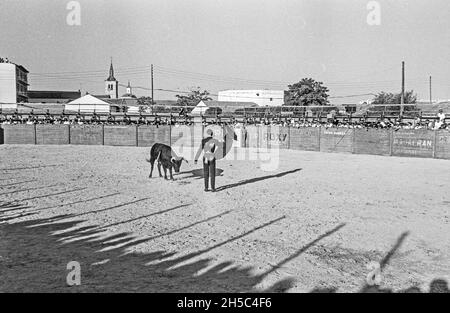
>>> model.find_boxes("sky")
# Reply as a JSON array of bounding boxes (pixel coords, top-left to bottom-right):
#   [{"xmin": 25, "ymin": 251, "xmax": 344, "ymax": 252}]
[{"xmin": 1, "ymin": 0, "xmax": 449, "ymax": 104}]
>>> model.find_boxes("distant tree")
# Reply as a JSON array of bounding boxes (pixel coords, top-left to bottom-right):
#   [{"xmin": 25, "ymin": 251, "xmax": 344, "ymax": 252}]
[
  {"xmin": 371, "ymin": 90, "xmax": 418, "ymax": 114},
  {"xmin": 371, "ymin": 91, "xmax": 394, "ymax": 105},
  {"xmin": 175, "ymin": 87, "xmax": 212, "ymax": 107},
  {"xmin": 137, "ymin": 96, "xmax": 153, "ymax": 106},
  {"xmin": 285, "ymin": 78, "xmax": 330, "ymax": 106},
  {"xmin": 136, "ymin": 96, "xmax": 153, "ymax": 113},
  {"xmin": 372, "ymin": 90, "xmax": 417, "ymax": 104},
  {"xmin": 393, "ymin": 90, "xmax": 417, "ymax": 105}
]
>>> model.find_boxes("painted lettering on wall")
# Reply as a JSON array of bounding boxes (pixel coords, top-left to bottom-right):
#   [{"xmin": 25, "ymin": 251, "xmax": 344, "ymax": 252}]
[
  {"xmin": 394, "ymin": 138, "xmax": 433, "ymax": 149},
  {"xmin": 264, "ymin": 133, "xmax": 288, "ymax": 142}
]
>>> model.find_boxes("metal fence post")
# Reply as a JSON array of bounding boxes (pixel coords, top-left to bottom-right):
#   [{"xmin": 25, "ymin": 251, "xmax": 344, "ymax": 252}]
[
  {"xmin": 68, "ymin": 124, "xmax": 71, "ymax": 145},
  {"xmin": 102, "ymin": 124, "xmax": 105, "ymax": 146},
  {"xmin": 287, "ymin": 125, "xmax": 291, "ymax": 150},
  {"xmin": 389, "ymin": 129, "xmax": 393, "ymax": 156},
  {"xmin": 34, "ymin": 123, "xmax": 37, "ymax": 145},
  {"xmin": 136, "ymin": 125, "xmax": 139, "ymax": 147},
  {"xmin": 352, "ymin": 128, "xmax": 355, "ymax": 154},
  {"xmin": 318, "ymin": 126, "xmax": 321, "ymax": 151}
]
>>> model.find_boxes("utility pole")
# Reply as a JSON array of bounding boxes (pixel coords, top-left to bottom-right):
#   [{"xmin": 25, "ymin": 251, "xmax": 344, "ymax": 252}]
[
  {"xmin": 151, "ymin": 64, "xmax": 154, "ymax": 105},
  {"xmin": 400, "ymin": 61, "xmax": 405, "ymax": 116},
  {"xmin": 429, "ymin": 75, "xmax": 432, "ymax": 105}
]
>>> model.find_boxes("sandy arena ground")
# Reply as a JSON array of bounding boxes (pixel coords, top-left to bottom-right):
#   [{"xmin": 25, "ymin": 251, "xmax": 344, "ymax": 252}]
[{"xmin": 0, "ymin": 144, "xmax": 449, "ymax": 293}]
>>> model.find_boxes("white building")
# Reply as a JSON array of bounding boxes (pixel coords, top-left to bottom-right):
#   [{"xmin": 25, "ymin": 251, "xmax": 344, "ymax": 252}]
[
  {"xmin": 218, "ymin": 90, "xmax": 284, "ymax": 107},
  {"xmin": 0, "ymin": 62, "xmax": 29, "ymax": 108}
]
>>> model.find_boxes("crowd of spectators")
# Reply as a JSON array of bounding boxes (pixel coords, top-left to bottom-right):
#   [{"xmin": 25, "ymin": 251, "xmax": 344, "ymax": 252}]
[
  {"xmin": 0, "ymin": 112, "xmax": 195, "ymax": 127},
  {"xmin": 1, "ymin": 110, "xmax": 448, "ymax": 131},
  {"xmin": 242, "ymin": 112, "xmax": 449, "ymax": 131}
]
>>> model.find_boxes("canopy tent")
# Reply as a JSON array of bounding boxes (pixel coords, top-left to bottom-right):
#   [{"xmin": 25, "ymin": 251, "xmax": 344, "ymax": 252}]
[
  {"xmin": 191, "ymin": 100, "xmax": 209, "ymax": 116},
  {"xmin": 65, "ymin": 94, "xmax": 112, "ymax": 113}
]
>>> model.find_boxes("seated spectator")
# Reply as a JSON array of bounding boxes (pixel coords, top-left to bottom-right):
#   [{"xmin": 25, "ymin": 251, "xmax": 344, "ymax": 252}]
[{"xmin": 437, "ymin": 109, "xmax": 446, "ymax": 123}]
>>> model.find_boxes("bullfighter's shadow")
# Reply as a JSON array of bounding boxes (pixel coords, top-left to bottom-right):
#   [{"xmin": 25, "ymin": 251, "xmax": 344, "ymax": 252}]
[
  {"xmin": 215, "ymin": 168, "xmax": 302, "ymax": 192},
  {"xmin": 177, "ymin": 168, "xmax": 224, "ymax": 181}
]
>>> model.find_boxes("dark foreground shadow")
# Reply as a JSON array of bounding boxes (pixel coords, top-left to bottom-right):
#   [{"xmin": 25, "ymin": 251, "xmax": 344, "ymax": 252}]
[
  {"xmin": 312, "ymin": 231, "xmax": 450, "ymax": 293},
  {"xmin": 1, "ymin": 200, "xmax": 447, "ymax": 293},
  {"xmin": 0, "ymin": 200, "xmax": 342, "ymax": 293},
  {"xmin": 215, "ymin": 168, "xmax": 302, "ymax": 192}
]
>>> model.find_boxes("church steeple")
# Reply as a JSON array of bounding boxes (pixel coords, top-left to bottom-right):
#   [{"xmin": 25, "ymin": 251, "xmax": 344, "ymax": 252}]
[
  {"xmin": 105, "ymin": 57, "xmax": 119, "ymax": 99},
  {"xmin": 106, "ymin": 57, "xmax": 116, "ymax": 82}
]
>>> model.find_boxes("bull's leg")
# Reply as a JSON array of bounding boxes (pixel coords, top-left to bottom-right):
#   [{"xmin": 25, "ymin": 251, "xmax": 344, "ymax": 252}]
[
  {"xmin": 149, "ymin": 158, "xmax": 155, "ymax": 178},
  {"xmin": 169, "ymin": 167, "xmax": 174, "ymax": 181},
  {"xmin": 163, "ymin": 167, "xmax": 168, "ymax": 180},
  {"xmin": 157, "ymin": 162, "xmax": 163, "ymax": 177}
]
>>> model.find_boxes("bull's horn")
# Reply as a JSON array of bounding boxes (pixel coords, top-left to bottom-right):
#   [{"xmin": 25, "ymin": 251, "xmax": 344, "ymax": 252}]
[{"xmin": 182, "ymin": 158, "xmax": 188, "ymax": 163}]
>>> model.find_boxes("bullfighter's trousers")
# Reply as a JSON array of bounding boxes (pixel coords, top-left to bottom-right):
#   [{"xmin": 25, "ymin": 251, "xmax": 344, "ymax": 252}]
[{"xmin": 203, "ymin": 157, "xmax": 216, "ymax": 190}]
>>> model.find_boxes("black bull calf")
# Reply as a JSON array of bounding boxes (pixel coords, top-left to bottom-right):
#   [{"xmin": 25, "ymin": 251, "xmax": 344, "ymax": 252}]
[{"xmin": 146, "ymin": 143, "xmax": 188, "ymax": 180}]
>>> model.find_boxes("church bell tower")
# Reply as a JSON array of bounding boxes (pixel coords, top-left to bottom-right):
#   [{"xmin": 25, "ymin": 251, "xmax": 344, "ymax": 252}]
[{"xmin": 105, "ymin": 58, "xmax": 119, "ymax": 99}]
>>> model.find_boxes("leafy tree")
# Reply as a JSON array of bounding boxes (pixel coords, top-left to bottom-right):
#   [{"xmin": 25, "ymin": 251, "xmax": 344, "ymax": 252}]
[
  {"xmin": 371, "ymin": 92, "xmax": 394, "ymax": 105},
  {"xmin": 372, "ymin": 90, "xmax": 417, "ymax": 104},
  {"xmin": 175, "ymin": 87, "xmax": 212, "ymax": 107},
  {"xmin": 371, "ymin": 90, "xmax": 418, "ymax": 114},
  {"xmin": 285, "ymin": 78, "xmax": 330, "ymax": 106},
  {"xmin": 137, "ymin": 96, "xmax": 153, "ymax": 106},
  {"xmin": 136, "ymin": 96, "xmax": 153, "ymax": 113}
]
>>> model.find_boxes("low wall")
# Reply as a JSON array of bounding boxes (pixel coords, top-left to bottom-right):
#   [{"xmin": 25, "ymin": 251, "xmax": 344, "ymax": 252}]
[
  {"xmin": 1, "ymin": 124, "xmax": 450, "ymax": 161},
  {"xmin": 70, "ymin": 125, "xmax": 104, "ymax": 145},
  {"xmin": 246, "ymin": 126, "xmax": 260, "ymax": 148},
  {"xmin": 392, "ymin": 129, "xmax": 435, "ymax": 158},
  {"xmin": 261, "ymin": 126, "xmax": 290, "ymax": 149},
  {"xmin": 290, "ymin": 128, "xmax": 320, "ymax": 151},
  {"xmin": 354, "ymin": 129, "xmax": 391, "ymax": 156},
  {"xmin": 104, "ymin": 126, "xmax": 137, "ymax": 146},
  {"xmin": 2, "ymin": 124, "xmax": 36, "ymax": 144},
  {"xmin": 435, "ymin": 131, "xmax": 450, "ymax": 159},
  {"xmin": 320, "ymin": 128, "xmax": 354, "ymax": 154},
  {"xmin": 137, "ymin": 125, "xmax": 170, "ymax": 147},
  {"xmin": 36, "ymin": 124, "xmax": 70, "ymax": 145}
]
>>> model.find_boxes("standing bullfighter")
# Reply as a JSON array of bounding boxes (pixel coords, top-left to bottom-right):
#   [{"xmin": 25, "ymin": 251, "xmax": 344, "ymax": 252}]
[{"xmin": 194, "ymin": 129, "xmax": 219, "ymax": 192}]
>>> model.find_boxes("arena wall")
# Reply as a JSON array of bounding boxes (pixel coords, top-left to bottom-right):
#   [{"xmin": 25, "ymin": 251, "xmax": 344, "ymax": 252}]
[
  {"xmin": 289, "ymin": 128, "xmax": 320, "ymax": 151},
  {"xmin": 261, "ymin": 126, "xmax": 290, "ymax": 149},
  {"xmin": 137, "ymin": 125, "xmax": 170, "ymax": 147},
  {"xmin": 353, "ymin": 129, "xmax": 391, "ymax": 156},
  {"xmin": 434, "ymin": 131, "xmax": 450, "ymax": 159},
  {"xmin": 258, "ymin": 125, "xmax": 271, "ymax": 149},
  {"xmin": 246, "ymin": 126, "xmax": 259, "ymax": 148},
  {"xmin": 36, "ymin": 125, "xmax": 70, "ymax": 145},
  {"xmin": 319, "ymin": 128, "xmax": 354, "ymax": 154},
  {"xmin": 2, "ymin": 124, "xmax": 36, "ymax": 144},
  {"xmin": 70, "ymin": 125, "xmax": 104, "ymax": 145},
  {"xmin": 392, "ymin": 129, "xmax": 435, "ymax": 158},
  {"xmin": 103, "ymin": 126, "xmax": 137, "ymax": 146},
  {"xmin": 1, "ymin": 124, "xmax": 450, "ymax": 161}
]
